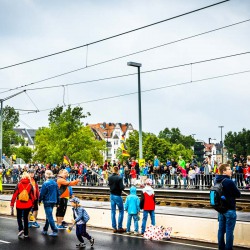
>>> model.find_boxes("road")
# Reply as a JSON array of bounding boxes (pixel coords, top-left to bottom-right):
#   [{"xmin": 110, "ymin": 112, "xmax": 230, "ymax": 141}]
[{"xmin": 0, "ymin": 215, "xmax": 248, "ymax": 250}]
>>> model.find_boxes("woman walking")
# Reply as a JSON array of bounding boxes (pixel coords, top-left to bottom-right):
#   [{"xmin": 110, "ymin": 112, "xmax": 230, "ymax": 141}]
[{"xmin": 10, "ymin": 171, "xmax": 34, "ymax": 238}]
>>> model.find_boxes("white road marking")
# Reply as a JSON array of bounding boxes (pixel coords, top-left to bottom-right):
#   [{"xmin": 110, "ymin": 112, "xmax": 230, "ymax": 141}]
[
  {"xmin": 0, "ymin": 216, "xmax": 217, "ymax": 249},
  {"xmin": 0, "ymin": 240, "xmax": 10, "ymax": 244}
]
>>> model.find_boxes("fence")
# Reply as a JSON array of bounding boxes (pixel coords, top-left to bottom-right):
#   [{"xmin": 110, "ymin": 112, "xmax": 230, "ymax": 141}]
[{"xmin": 1, "ymin": 171, "xmax": 249, "ymax": 190}]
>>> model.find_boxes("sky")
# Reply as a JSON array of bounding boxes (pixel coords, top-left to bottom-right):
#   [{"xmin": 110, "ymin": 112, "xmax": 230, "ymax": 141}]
[{"xmin": 0, "ymin": 0, "xmax": 250, "ymax": 143}]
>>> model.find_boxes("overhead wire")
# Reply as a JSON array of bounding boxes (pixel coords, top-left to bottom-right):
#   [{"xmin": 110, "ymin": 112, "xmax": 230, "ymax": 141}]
[
  {"xmin": 1, "ymin": 18, "xmax": 249, "ymax": 95},
  {"xmin": 24, "ymin": 51, "xmax": 250, "ymax": 91},
  {"xmin": 19, "ymin": 68, "xmax": 250, "ymax": 115},
  {"xmin": 0, "ymin": 0, "xmax": 229, "ymax": 71}
]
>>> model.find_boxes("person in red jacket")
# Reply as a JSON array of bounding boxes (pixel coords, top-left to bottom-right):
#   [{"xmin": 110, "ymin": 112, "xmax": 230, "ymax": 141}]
[
  {"xmin": 10, "ymin": 172, "xmax": 34, "ymax": 238},
  {"xmin": 140, "ymin": 178, "xmax": 156, "ymax": 235}
]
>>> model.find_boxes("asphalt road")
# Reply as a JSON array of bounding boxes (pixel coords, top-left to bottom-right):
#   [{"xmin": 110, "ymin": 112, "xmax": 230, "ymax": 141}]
[{"xmin": 0, "ymin": 216, "xmax": 248, "ymax": 250}]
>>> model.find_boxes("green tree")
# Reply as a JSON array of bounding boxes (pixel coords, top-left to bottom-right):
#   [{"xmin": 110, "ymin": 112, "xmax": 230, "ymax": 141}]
[
  {"xmin": 33, "ymin": 105, "xmax": 104, "ymax": 164},
  {"xmin": 12, "ymin": 146, "xmax": 33, "ymax": 163},
  {"xmin": 224, "ymin": 129, "xmax": 250, "ymax": 157},
  {"xmin": 158, "ymin": 127, "xmax": 195, "ymax": 148},
  {"xmin": 2, "ymin": 105, "xmax": 24, "ymax": 156}
]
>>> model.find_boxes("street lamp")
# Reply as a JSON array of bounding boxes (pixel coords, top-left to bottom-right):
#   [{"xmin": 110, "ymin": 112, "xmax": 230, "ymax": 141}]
[
  {"xmin": 0, "ymin": 90, "xmax": 27, "ymax": 166},
  {"xmin": 218, "ymin": 126, "xmax": 224, "ymax": 163},
  {"xmin": 127, "ymin": 61, "xmax": 143, "ymax": 159}
]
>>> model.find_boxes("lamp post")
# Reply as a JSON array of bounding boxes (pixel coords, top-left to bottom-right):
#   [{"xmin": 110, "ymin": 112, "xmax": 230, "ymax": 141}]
[
  {"xmin": 127, "ymin": 61, "xmax": 143, "ymax": 159},
  {"xmin": 218, "ymin": 126, "xmax": 224, "ymax": 163},
  {"xmin": 0, "ymin": 90, "xmax": 27, "ymax": 166}
]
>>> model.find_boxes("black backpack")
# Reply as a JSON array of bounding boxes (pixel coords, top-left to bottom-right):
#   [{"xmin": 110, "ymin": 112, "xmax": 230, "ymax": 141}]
[{"xmin": 210, "ymin": 179, "xmax": 228, "ymax": 213}]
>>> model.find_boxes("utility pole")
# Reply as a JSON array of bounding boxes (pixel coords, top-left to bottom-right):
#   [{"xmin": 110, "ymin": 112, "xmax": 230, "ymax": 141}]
[
  {"xmin": 0, "ymin": 90, "xmax": 27, "ymax": 166},
  {"xmin": 218, "ymin": 126, "xmax": 224, "ymax": 163}
]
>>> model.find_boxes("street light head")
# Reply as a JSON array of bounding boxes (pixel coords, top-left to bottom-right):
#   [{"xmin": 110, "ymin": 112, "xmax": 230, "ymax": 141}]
[{"xmin": 127, "ymin": 61, "xmax": 142, "ymax": 67}]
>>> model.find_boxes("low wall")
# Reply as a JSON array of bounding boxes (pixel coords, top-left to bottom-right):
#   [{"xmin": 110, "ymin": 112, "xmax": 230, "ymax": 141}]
[{"xmin": 0, "ymin": 197, "xmax": 249, "ymax": 248}]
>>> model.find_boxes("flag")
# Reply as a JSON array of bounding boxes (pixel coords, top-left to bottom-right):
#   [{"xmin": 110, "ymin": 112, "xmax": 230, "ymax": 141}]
[{"xmin": 63, "ymin": 155, "xmax": 71, "ymax": 166}]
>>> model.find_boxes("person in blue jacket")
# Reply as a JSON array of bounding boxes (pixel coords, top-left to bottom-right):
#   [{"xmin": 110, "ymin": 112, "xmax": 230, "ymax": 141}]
[
  {"xmin": 124, "ymin": 186, "xmax": 140, "ymax": 235},
  {"xmin": 215, "ymin": 164, "xmax": 241, "ymax": 250},
  {"xmin": 39, "ymin": 170, "xmax": 60, "ymax": 237}
]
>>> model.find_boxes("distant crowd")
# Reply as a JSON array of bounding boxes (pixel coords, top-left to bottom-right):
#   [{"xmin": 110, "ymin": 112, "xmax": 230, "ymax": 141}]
[{"xmin": 1, "ymin": 154, "xmax": 250, "ymax": 190}]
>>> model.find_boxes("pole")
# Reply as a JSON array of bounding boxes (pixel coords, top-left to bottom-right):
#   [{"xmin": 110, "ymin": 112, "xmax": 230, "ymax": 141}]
[
  {"xmin": 218, "ymin": 126, "xmax": 224, "ymax": 163},
  {"xmin": 0, "ymin": 100, "xmax": 3, "ymax": 166},
  {"xmin": 137, "ymin": 67, "xmax": 143, "ymax": 159}
]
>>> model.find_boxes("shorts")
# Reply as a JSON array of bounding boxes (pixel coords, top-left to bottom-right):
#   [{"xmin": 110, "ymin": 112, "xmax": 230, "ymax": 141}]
[
  {"xmin": 56, "ymin": 198, "xmax": 68, "ymax": 217},
  {"xmin": 33, "ymin": 200, "xmax": 39, "ymax": 211}
]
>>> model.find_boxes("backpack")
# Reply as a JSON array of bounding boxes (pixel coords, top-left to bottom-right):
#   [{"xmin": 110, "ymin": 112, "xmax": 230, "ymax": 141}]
[
  {"xmin": 210, "ymin": 179, "xmax": 228, "ymax": 213},
  {"xmin": 18, "ymin": 184, "xmax": 30, "ymax": 202}
]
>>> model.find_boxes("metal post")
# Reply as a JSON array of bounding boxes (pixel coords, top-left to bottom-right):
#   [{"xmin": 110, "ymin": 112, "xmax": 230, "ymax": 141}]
[
  {"xmin": 0, "ymin": 100, "xmax": 3, "ymax": 166},
  {"xmin": 218, "ymin": 126, "xmax": 224, "ymax": 163},
  {"xmin": 137, "ymin": 67, "xmax": 143, "ymax": 159},
  {"xmin": 127, "ymin": 62, "xmax": 143, "ymax": 159}
]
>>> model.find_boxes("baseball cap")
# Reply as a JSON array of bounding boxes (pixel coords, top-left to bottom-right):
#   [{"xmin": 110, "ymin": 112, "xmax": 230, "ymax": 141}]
[{"xmin": 70, "ymin": 197, "xmax": 80, "ymax": 204}]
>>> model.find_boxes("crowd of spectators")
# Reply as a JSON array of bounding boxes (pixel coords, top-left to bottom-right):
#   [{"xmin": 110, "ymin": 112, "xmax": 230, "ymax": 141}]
[{"xmin": 0, "ymin": 154, "xmax": 250, "ymax": 190}]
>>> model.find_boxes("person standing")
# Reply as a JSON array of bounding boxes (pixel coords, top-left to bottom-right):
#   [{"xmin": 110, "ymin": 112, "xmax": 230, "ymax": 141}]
[
  {"xmin": 56, "ymin": 169, "xmax": 80, "ymax": 229},
  {"xmin": 215, "ymin": 164, "xmax": 241, "ymax": 250},
  {"xmin": 140, "ymin": 178, "xmax": 156, "ymax": 235},
  {"xmin": 108, "ymin": 166, "xmax": 126, "ymax": 233},
  {"xmin": 124, "ymin": 186, "xmax": 140, "ymax": 235},
  {"xmin": 28, "ymin": 169, "xmax": 40, "ymax": 228},
  {"xmin": 39, "ymin": 170, "xmax": 60, "ymax": 236},
  {"xmin": 10, "ymin": 172, "xmax": 34, "ymax": 238}
]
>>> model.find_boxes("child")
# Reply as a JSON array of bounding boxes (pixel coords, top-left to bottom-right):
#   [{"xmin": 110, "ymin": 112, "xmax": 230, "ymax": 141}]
[
  {"xmin": 124, "ymin": 186, "xmax": 140, "ymax": 235},
  {"xmin": 140, "ymin": 178, "xmax": 156, "ymax": 235},
  {"xmin": 130, "ymin": 167, "xmax": 137, "ymax": 186},
  {"xmin": 70, "ymin": 197, "xmax": 94, "ymax": 248}
]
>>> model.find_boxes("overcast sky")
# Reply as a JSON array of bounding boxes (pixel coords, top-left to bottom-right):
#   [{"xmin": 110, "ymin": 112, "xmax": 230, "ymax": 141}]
[{"xmin": 0, "ymin": 0, "xmax": 250, "ymax": 142}]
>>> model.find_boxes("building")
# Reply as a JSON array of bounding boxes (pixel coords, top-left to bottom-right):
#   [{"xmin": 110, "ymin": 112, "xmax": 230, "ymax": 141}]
[
  {"xmin": 13, "ymin": 128, "xmax": 36, "ymax": 149},
  {"xmin": 88, "ymin": 122, "xmax": 134, "ymax": 161}
]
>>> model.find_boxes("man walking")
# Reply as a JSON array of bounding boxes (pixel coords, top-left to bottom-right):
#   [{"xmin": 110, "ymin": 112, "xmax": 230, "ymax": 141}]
[
  {"xmin": 215, "ymin": 164, "xmax": 241, "ymax": 250},
  {"xmin": 108, "ymin": 166, "xmax": 126, "ymax": 233}
]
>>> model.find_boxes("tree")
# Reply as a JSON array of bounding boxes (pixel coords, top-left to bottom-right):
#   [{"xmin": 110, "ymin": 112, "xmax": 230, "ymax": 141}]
[
  {"xmin": 224, "ymin": 129, "xmax": 250, "ymax": 157},
  {"xmin": 12, "ymin": 146, "xmax": 33, "ymax": 163},
  {"xmin": 158, "ymin": 127, "xmax": 195, "ymax": 148},
  {"xmin": 2, "ymin": 105, "xmax": 24, "ymax": 156},
  {"xmin": 124, "ymin": 129, "xmax": 193, "ymax": 163},
  {"xmin": 33, "ymin": 105, "xmax": 104, "ymax": 164}
]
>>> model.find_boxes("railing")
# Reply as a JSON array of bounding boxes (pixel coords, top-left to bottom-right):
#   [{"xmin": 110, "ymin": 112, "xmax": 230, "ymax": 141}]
[{"xmin": 1, "ymin": 171, "xmax": 249, "ymax": 190}]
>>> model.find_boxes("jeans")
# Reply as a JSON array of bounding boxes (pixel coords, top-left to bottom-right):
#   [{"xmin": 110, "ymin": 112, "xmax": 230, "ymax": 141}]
[
  {"xmin": 218, "ymin": 210, "xmax": 237, "ymax": 250},
  {"xmin": 141, "ymin": 210, "xmax": 155, "ymax": 234},
  {"xmin": 44, "ymin": 204, "xmax": 58, "ymax": 233},
  {"xmin": 76, "ymin": 224, "xmax": 91, "ymax": 243},
  {"xmin": 110, "ymin": 194, "xmax": 124, "ymax": 230},
  {"xmin": 126, "ymin": 214, "xmax": 139, "ymax": 233},
  {"xmin": 161, "ymin": 174, "xmax": 166, "ymax": 186},
  {"xmin": 16, "ymin": 208, "xmax": 31, "ymax": 236}
]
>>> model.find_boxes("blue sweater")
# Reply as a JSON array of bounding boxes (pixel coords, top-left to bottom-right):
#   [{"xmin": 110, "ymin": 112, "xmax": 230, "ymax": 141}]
[{"xmin": 215, "ymin": 175, "xmax": 241, "ymax": 210}]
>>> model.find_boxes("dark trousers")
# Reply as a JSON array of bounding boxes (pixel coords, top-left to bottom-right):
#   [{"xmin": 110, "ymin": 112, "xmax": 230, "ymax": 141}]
[
  {"xmin": 16, "ymin": 208, "xmax": 31, "ymax": 236},
  {"xmin": 76, "ymin": 224, "xmax": 91, "ymax": 243}
]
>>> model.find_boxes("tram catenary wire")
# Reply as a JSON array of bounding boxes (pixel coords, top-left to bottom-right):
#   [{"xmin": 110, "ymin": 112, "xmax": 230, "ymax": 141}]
[
  {"xmin": 1, "ymin": 17, "xmax": 248, "ymax": 95},
  {"xmin": 0, "ymin": 0, "xmax": 229, "ymax": 71}
]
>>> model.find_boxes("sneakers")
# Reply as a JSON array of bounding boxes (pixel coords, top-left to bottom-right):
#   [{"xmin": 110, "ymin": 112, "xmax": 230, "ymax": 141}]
[
  {"xmin": 18, "ymin": 230, "xmax": 24, "ymax": 237},
  {"xmin": 32, "ymin": 222, "xmax": 40, "ymax": 228},
  {"xmin": 126, "ymin": 232, "xmax": 131, "ymax": 235},
  {"xmin": 117, "ymin": 228, "xmax": 126, "ymax": 233},
  {"xmin": 41, "ymin": 230, "xmax": 48, "ymax": 235},
  {"xmin": 49, "ymin": 232, "xmax": 58, "ymax": 237},
  {"xmin": 28, "ymin": 222, "xmax": 32, "ymax": 228},
  {"xmin": 57, "ymin": 224, "xmax": 66, "ymax": 230},
  {"xmin": 24, "ymin": 235, "xmax": 29, "ymax": 238},
  {"xmin": 113, "ymin": 229, "xmax": 117, "ymax": 233},
  {"xmin": 134, "ymin": 232, "xmax": 140, "ymax": 236},
  {"xmin": 90, "ymin": 238, "xmax": 95, "ymax": 247},
  {"xmin": 76, "ymin": 242, "xmax": 86, "ymax": 248}
]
